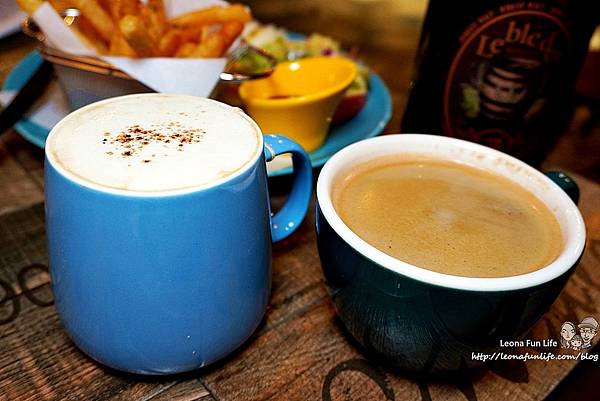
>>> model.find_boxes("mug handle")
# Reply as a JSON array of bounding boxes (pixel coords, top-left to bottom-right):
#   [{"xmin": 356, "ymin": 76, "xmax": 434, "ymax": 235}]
[
  {"xmin": 545, "ymin": 171, "xmax": 580, "ymax": 205},
  {"xmin": 263, "ymin": 134, "xmax": 313, "ymax": 242}
]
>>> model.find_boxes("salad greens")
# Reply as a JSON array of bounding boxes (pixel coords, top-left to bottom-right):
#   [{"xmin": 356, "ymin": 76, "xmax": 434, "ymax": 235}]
[{"xmin": 240, "ymin": 24, "xmax": 369, "ymax": 92}]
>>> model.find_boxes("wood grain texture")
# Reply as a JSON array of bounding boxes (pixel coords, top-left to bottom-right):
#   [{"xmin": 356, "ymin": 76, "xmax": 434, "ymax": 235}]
[
  {"xmin": 0, "ymin": 130, "xmax": 44, "ymax": 189},
  {"xmin": 0, "ymin": 138, "xmax": 43, "ymax": 215}
]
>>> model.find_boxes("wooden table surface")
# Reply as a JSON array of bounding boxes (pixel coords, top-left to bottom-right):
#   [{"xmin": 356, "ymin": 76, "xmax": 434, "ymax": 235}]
[{"xmin": 1, "ymin": 1, "xmax": 599, "ymax": 400}]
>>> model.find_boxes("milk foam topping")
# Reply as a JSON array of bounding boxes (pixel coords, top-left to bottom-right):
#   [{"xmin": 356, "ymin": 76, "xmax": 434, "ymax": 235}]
[{"xmin": 48, "ymin": 94, "xmax": 262, "ymax": 192}]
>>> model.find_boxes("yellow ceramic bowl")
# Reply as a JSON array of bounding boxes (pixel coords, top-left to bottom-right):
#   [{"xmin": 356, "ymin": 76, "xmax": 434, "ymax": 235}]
[{"xmin": 239, "ymin": 57, "xmax": 357, "ymax": 152}]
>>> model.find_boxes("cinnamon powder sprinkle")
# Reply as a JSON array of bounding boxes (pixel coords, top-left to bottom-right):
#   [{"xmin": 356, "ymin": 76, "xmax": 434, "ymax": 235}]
[{"xmin": 102, "ymin": 123, "xmax": 205, "ymax": 162}]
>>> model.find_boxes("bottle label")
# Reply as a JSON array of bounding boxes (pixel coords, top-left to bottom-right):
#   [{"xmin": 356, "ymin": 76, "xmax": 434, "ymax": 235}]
[{"xmin": 443, "ymin": 2, "xmax": 569, "ymax": 154}]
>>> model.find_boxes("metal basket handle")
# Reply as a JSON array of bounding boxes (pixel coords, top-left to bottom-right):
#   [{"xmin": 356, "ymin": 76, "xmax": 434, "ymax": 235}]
[
  {"xmin": 22, "ymin": 9, "xmax": 81, "ymax": 43},
  {"xmin": 220, "ymin": 43, "xmax": 277, "ymax": 82}
]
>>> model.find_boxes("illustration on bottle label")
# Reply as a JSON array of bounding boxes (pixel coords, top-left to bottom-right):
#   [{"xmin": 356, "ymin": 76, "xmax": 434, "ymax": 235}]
[{"xmin": 443, "ymin": 2, "xmax": 570, "ymax": 154}]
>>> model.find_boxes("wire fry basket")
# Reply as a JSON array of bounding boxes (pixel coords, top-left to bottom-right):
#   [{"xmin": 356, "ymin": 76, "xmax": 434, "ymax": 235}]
[{"xmin": 22, "ymin": 10, "xmax": 276, "ymax": 110}]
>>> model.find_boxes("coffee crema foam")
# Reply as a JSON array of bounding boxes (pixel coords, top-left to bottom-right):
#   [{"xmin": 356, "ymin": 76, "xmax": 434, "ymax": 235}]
[
  {"xmin": 48, "ymin": 95, "xmax": 261, "ymax": 192},
  {"xmin": 333, "ymin": 156, "xmax": 563, "ymax": 278}
]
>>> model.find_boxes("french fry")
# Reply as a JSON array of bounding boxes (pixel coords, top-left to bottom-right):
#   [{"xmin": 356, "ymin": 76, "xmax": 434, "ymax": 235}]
[
  {"xmin": 99, "ymin": 0, "xmax": 141, "ymax": 57},
  {"xmin": 188, "ymin": 32, "xmax": 226, "ymax": 58},
  {"xmin": 72, "ymin": 0, "xmax": 115, "ymax": 42},
  {"xmin": 109, "ymin": 30, "xmax": 138, "ymax": 57},
  {"xmin": 75, "ymin": 15, "xmax": 109, "ymax": 53},
  {"xmin": 143, "ymin": 0, "xmax": 166, "ymax": 42},
  {"xmin": 20, "ymin": 0, "xmax": 248, "ymax": 60},
  {"xmin": 187, "ymin": 23, "xmax": 243, "ymax": 58},
  {"xmin": 176, "ymin": 26, "xmax": 206, "ymax": 43},
  {"xmin": 158, "ymin": 29, "xmax": 183, "ymax": 57},
  {"xmin": 48, "ymin": 0, "xmax": 74, "ymax": 12},
  {"xmin": 175, "ymin": 42, "xmax": 198, "ymax": 58},
  {"xmin": 119, "ymin": 0, "xmax": 140, "ymax": 17},
  {"xmin": 119, "ymin": 14, "xmax": 156, "ymax": 57},
  {"xmin": 99, "ymin": 0, "xmax": 139, "ymax": 20},
  {"xmin": 220, "ymin": 21, "xmax": 244, "ymax": 50},
  {"xmin": 200, "ymin": 25, "xmax": 212, "ymax": 43},
  {"xmin": 171, "ymin": 5, "xmax": 251, "ymax": 29},
  {"xmin": 16, "ymin": 0, "xmax": 43, "ymax": 14},
  {"xmin": 98, "ymin": 0, "xmax": 119, "ymax": 20}
]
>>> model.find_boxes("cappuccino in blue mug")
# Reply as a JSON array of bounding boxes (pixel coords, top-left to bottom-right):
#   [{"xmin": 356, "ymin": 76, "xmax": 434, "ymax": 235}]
[{"xmin": 44, "ymin": 94, "xmax": 312, "ymax": 374}]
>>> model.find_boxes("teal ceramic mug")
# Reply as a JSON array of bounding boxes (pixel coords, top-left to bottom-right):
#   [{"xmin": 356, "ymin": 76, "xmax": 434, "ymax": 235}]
[
  {"xmin": 45, "ymin": 94, "xmax": 313, "ymax": 374},
  {"xmin": 315, "ymin": 134, "xmax": 586, "ymax": 373}
]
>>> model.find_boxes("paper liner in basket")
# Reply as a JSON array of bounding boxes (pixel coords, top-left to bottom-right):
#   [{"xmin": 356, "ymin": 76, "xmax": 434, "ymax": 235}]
[{"xmin": 32, "ymin": 0, "xmax": 235, "ymax": 97}]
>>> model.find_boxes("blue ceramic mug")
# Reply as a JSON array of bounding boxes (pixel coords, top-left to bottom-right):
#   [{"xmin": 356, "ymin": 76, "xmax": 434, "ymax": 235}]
[
  {"xmin": 44, "ymin": 95, "xmax": 312, "ymax": 374},
  {"xmin": 316, "ymin": 134, "xmax": 586, "ymax": 373}
]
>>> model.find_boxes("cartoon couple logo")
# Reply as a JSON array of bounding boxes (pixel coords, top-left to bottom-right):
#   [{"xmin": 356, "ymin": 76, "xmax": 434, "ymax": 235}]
[{"xmin": 560, "ymin": 316, "xmax": 599, "ymax": 351}]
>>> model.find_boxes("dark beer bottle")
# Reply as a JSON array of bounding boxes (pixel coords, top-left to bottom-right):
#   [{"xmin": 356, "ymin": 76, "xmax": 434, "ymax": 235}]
[{"xmin": 401, "ymin": 0, "xmax": 599, "ymax": 165}]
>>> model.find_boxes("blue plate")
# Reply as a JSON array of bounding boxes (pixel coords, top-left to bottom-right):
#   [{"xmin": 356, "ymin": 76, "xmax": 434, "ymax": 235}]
[
  {"xmin": 2, "ymin": 51, "xmax": 53, "ymax": 149},
  {"xmin": 1, "ymin": 51, "xmax": 392, "ymax": 176}
]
